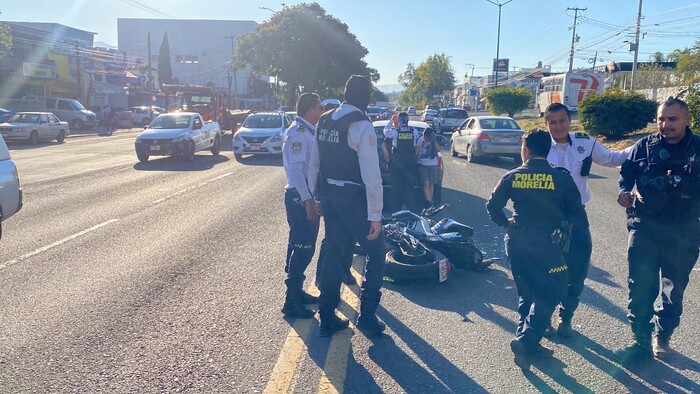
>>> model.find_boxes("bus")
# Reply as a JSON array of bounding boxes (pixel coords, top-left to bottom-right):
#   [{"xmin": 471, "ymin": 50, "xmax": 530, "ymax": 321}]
[{"xmin": 537, "ymin": 71, "xmax": 604, "ymax": 116}]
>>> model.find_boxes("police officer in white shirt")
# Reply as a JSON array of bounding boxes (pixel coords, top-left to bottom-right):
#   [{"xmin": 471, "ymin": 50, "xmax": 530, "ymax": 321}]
[
  {"xmin": 544, "ymin": 102, "xmax": 634, "ymax": 336},
  {"xmin": 383, "ymin": 112, "xmax": 421, "ymax": 212},
  {"xmin": 308, "ymin": 75, "xmax": 387, "ymax": 337},
  {"xmin": 281, "ymin": 92, "xmax": 324, "ymax": 319}
]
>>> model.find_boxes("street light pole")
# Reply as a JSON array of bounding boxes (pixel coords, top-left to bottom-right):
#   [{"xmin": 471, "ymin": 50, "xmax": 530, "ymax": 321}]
[
  {"xmin": 486, "ymin": 0, "xmax": 513, "ymax": 89},
  {"xmin": 466, "ymin": 63, "xmax": 475, "ymax": 109},
  {"xmin": 223, "ymin": 35, "xmax": 238, "ymax": 109},
  {"xmin": 630, "ymin": 0, "xmax": 643, "ymax": 90}
]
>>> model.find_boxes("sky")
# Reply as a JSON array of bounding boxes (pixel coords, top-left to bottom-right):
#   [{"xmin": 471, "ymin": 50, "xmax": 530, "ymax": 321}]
[{"xmin": 3, "ymin": 0, "xmax": 700, "ymax": 89}]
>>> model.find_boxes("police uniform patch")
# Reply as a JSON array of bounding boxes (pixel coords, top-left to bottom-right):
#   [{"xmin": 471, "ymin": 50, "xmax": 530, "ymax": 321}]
[
  {"xmin": 576, "ymin": 145, "xmax": 586, "ymax": 154},
  {"xmin": 574, "ymin": 132, "xmax": 590, "ymax": 139},
  {"xmin": 292, "ymin": 142, "xmax": 302, "ymax": 154}
]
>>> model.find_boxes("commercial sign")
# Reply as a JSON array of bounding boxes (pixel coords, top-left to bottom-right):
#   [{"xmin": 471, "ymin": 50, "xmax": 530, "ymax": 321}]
[
  {"xmin": 23, "ymin": 61, "xmax": 57, "ymax": 79},
  {"xmin": 493, "ymin": 58, "xmax": 509, "ymax": 73}
]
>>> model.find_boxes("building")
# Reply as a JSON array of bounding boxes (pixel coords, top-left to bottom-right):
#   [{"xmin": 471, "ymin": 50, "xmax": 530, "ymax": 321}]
[{"xmin": 117, "ymin": 18, "xmax": 258, "ymax": 108}]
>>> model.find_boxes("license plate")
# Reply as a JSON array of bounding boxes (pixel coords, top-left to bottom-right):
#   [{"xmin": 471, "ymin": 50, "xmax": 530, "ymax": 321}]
[
  {"xmin": 250, "ymin": 143, "xmax": 261, "ymax": 150},
  {"xmin": 149, "ymin": 145, "xmax": 161, "ymax": 151},
  {"xmin": 438, "ymin": 259, "xmax": 448, "ymax": 283},
  {"xmin": 500, "ymin": 137, "xmax": 510, "ymax": 143}
]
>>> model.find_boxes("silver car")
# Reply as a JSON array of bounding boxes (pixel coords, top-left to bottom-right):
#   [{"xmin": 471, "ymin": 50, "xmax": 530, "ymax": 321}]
[
  {"xmin": 0, "ymin": 134, "xmax": 22, "ymax": 238},
  {"xmin": 232, "ymin": 112, "xmax": 292, "ymax": 158},
  {"xmin": 450, "ymin": 116, "xmax": 524, "ymax": 163},
  {"xmin": 0, "ymin": 112, "xmax": 70, "ymax": 144}
]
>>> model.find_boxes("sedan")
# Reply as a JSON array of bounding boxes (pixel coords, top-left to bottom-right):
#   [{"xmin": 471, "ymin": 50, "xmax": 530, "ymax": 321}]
[
  {"xmin": 450, "ymin": 116, "xmax": 524, "ymax": 163},
  {"xmin": 421, "ymin": 109, "xmax": 437, "ymax": 122},
  {"xmin": 0, "ymin": 112, "xmax": 70, "ymax": 144},
  {"xmin": 366, "ymin": 106, "xmax": 383, "ymax": 121},
  {"xmin": 232, "ymin": 112, "xmax": 292, "ymax": 158}
]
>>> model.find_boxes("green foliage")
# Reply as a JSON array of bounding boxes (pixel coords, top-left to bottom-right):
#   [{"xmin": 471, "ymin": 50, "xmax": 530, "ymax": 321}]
[
  {"xmin": 484, "ymin": 87, "xmax": 531, "ymax": 117},
  {"xmin": 372, "ymin": 87, "xmax": 388, "ymax": 102},
  {"xmin": 398, "ymin": 54, "xmax": 455, "ymax": 107},
  {"xmin": 685, "ymin": 86, "xmax": 700, "ymax": 132},
  {"xmin": 578, "ymin": 89, "xmax": 657, "ymax": 139},
  {"xmin": 675, "ymin": 41, "xmax": 700, "ymax": 84},
  {"xmin": 650, "ymin": 51, "xmax": 665, "ymax": 63},
  {"xmin": 398, "ymin": 63, "xmax": 415, "ymax": 88},
  {"xmin": 158, "ymin": 32, "xmax": 172, "ymax": 87},
  {"xmin": 235, "ymin": 3, "xmax": 377, "ymax": 105},
  {"xmin": 0, "ymin": 23, "xmax": 12, "ymax": 59}
]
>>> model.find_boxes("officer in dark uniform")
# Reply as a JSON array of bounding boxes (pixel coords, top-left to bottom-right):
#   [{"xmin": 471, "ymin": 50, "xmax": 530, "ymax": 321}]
[
  {"xmin": 616, "ymin": 97, "xmax": 700, "ymax": 361},
  {"xmin": 383, "ymin": 112, "xmax": 420, "ymax": 212},
  {"xmin": 309, "ymin": 75, "xmax": 387, "ymax": 337},
  {"xmin": 281, "ymin": 92, "xmax": 324, "ymax": 318},
  {"xmin": 486, "ymin": 129, "xmax": 588, "ymax": 369}
]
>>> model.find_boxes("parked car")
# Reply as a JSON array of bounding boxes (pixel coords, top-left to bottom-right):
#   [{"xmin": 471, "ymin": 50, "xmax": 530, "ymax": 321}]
[
  {"xmin": 232, "ymin": 112, "xmax": 292, "ymax": 158},
  {"xmin": 0, "ymin": 108, "xmax": 15, "ymax": 121},
  {"xmin": 0, "ymin": 112, "xmax": 70, "ymax": 144},
  {"xmin": 450, "ymin": 116, "xmax": 524, "ymax": 163},
  {"xmin": 134, "ymin": 112, "xmax": 222, "ymax": 162},
  {"xmin": 127, "ymin": 106, "xmax": 160, "ymax": 126},
  {"xmin": 373, "ymin": 120, "xmax": 444, "ymax": 207},
  {"xmin": 421, "ymin": 109, "xmax": 438, "ymax": 122},
  {"xmin": 0, "ymin": 133, "xmax": 21, "ymax": 239},
  {"xmin": 406, "ymin": 106, "xmax": 417, "ymax": 115},
  {"xmin": 320, "ymin": 98, "xmax": 341, "ymax": 109},
  {"xmin": 366, "ymin": 106, "xmax": 383, "ymax": 121},
  {"xmin": 424, "ymin": 105, "xmax": 440, "ymax": 113},
  {"xmin": 433, "ymin": 108, "xmax": 469, "ymax": 135},
  {"xmin": 285, "ymin": 111, "xmax": 298, "ymax": 122},
  {"xmin": 28, "ymin": 96, "xmax": 97, "ymax": 130}
]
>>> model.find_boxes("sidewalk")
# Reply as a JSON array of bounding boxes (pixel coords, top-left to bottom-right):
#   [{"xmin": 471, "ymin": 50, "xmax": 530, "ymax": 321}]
[{"xmin": 67, "ymin": 125, "xmax": 143, "ymax": 138}]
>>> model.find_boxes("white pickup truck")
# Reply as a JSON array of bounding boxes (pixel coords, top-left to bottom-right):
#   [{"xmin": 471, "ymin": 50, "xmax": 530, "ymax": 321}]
[{"xmin": 134, "ymin": 112, "xmax": 222, "ymax": 162}]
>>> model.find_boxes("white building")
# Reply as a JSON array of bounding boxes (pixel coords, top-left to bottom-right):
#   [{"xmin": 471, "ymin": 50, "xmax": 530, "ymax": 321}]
[{"xmin": 117, "ymin": 18, "xmax": 257, "ymax": 98}]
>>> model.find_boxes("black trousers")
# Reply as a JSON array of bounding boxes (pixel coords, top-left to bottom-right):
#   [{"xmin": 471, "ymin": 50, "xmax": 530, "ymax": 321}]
[
  {"xmin": 389, "ymin": 159, "xmax": 416, "ymax": 213},
  {"xmin": 316, "ymin": 235, "xmax": 355, "ymax": 285},
  {"xmin": 506, "ymin": 225, "xmax": 568, "ymax": 349},
  {"xmin": 284, "ymin": 189, "xmax": 320, "ymax": 295},
  {"xmin": 318, "ymin": 184, "xmax": 386, "ymax": 315},
  {"xmin": 627, "ymin": 216, "xmax": 700, "ymax": 342},
  {"xmin": 559, "ymin": 220, "xmax": 593, "ymax": 322}
]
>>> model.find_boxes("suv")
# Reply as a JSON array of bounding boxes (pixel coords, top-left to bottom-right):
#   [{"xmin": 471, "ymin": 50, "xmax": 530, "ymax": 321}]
[
  {"xmin": 0, "ymin": 134, "xmax": 22, "ymax": 238},
  {"xmin": 424, "ymin": 105, "xmax": 440, "ymax": 113},
  {"xmin": 36, "ymin": 97, "xmax": 97, "ymax": 131},
  {"xmin": 433, "ymin": 108, "xmax": 469, "ymax": 134}
]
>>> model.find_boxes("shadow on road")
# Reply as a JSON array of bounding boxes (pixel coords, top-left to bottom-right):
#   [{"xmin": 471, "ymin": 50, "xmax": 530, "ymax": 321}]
[
  {"xmin": 5, "ymin": 140, "xmax": 66, "ymax": 150},
  {"xmin": 233, "ymin": 155, "xmax": 283, "ymax": 167},
  {"xmin": 132, "ymin": 154, "xmax": 230, "ymax": 172}
]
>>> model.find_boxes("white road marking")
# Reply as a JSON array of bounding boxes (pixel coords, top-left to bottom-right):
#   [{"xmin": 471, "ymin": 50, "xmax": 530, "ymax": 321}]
[
  {"xmin": 151, "ymin": 172, "xmax": 233, "ymax": 204},
  {"xmin": 0, "ymin": 219, "xmax": 119, "ymax": 270}
]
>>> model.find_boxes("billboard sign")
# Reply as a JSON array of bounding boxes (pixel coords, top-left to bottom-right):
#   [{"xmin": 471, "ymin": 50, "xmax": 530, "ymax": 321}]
[{"xmin": 493, "ymin": 58, "xmax": 509, "ymax": 73}]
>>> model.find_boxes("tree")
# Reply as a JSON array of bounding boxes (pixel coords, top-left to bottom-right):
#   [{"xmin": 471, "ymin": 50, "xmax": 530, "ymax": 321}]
[
  {"xmin": 578, "ymin": 89, "xmax": 657, "ymax": 139},
  {"xmin": 685, "ymin": 86, "xmax": 700, "ymax": 133},
  {"xmin": 635, "ymin": 63, "xmax": 675, "ymax": 89},
  {"xmin": 398, "ymin": 54, "xmax": 455, "ymax": 107},
  {"xmin": 675, "ymin": 41, "xmax": 700, "ymax": 84},
  {"xmin": 398, "ymin": 63, "xmax": 415, "ymax": 88},
  {"xmin": 650, "ymin": 51, "xmax": 665, "ymax": 63},
  {"xmin": 235, "ymin": 3, "xmax": 377, "ymax": 106},
  {"xmin": 667, "ymin": 48, "xmax": 686, "ymax": 62},
  {"xmin": 484, "ymin": 87, "xmax": 531, "ymax": 117},
  {"xmin": 158, "ymin": 32, "xmax": 172, "ymax": 88},
  {"xmin": 0, "ymin": 23, "xmax": 12, "ymax": 59},
  {"xmin": 372, "ymin": 87, "xmax": 388, "ymax": 102}
]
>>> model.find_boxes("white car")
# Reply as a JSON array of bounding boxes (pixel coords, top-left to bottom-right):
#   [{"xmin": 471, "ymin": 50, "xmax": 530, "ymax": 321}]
[
  {"xmin": 421, "ymin": 109, "xmax": 438, "ymax": 122},
  {"xmin": 407, "ymin": 106, "xmax": 417, "ymax": 115},
  {"xmin": 134, "ymin": 112, "xmax": 222, "ymax": 162},
  {"xmin": 0, "ymin": 112, "xmax": 70, "ymax": 144},
  {"xmin": 127, "ymin": 106, "xmax": 160, "ymax": 126},
  {"xmin": 232, "ymin": 112, "xmax": 292, "ymax": 158},
  {"xmin": 0, "ymin": 133, "xmax": 22, "ymax": 238}
]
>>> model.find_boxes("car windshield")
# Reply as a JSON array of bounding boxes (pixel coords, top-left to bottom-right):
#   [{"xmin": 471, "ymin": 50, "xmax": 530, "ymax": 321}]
[
  {"xmin": 242, "ymin": 114, "xmax": 282, "ymax": 129},
  {"xmin": 149, "ymin": 114, "xmax": 191, "ymax": 129},
  {"xmin": 9, "ymin": 113, "xmax": 39, "ymax": 123},
  {"xmin": 480, "ymin": 118, "xmax": 521, "ymax": 130},
  {"xmin": 366, "ymin": 107, "xmax": 381, "ymax": 114},
  {"xmin": 445, "ymin": 109, "xmax": 468, "ymax": 118},
  {"xmin": 68, "ymin": 99, "xmax": 85, "ymax": 110}
]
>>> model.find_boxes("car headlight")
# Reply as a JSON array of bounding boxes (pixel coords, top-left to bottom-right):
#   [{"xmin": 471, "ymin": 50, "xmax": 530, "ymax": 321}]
[
  {"xmin": 270, "ymin": 133, "xmax": 283, "ymax": 143},
  {"xmin": 172, "ymin": 135, "xmax": 187, "ymax": 143},
  {"xmin": 135, "ymin": 137, "xmax": 142, "ymax": 144}
]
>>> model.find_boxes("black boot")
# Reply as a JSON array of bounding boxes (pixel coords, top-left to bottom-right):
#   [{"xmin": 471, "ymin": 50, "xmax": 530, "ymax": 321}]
[
  {"xmin": 356, "ymin": 314, "xmax": 386, "ymax": 336},
  {"xmin": 282, "ymin": 291, "xmax": 315, "ymax": 319},
  {"xmin": 299, "ymin": 290, "xmax": 319, "ymax": 304},
  {"xmin": 319, "ymin": 310, "xmax": 349, "ymax": 337}
]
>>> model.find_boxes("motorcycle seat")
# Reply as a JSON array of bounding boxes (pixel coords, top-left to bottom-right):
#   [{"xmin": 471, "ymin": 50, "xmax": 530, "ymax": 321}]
[{"xmin": 432, "ymin": 218, "xmax": 473, "ymax": 237}]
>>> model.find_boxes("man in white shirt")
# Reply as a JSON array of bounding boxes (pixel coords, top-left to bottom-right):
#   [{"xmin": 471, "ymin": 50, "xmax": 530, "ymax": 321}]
[{"xmin": 415, "ymin": 127, "xmax": 442, "ymax": 214}]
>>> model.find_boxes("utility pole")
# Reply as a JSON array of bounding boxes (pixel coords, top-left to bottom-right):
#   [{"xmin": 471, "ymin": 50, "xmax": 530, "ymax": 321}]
[
  {"xmin": 223, "ymin": 35, "xmax": 239, "ymax": 109},
  {"xmin": 486, "ymin": 0, "xmax": 514, "ymax": 89},
  {"xmin": 147, "ymin": 33, "xmax": 153, "ymax": 109},
  {"xmin": 567, "ymin": 7, "xmax": 586, "ymax": 72},
  {"xmin": 630, "ymin": 0, "xmax": 643, "ymax": 90}
]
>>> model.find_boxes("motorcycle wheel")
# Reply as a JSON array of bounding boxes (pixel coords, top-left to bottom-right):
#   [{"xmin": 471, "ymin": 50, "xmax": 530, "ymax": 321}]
[{"xmin": 384, "ymin": 248, "xmax": 450, "ymax": 283}]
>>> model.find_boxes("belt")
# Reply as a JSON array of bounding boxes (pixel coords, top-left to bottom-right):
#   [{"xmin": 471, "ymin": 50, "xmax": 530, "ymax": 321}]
[{"xmin": 326, "ymin": 178, "xmax": 362, "ymax": 187}]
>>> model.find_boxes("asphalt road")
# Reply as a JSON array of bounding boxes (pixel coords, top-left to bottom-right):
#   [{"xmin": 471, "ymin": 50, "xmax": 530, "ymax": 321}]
[{"xmin": 0, "ymin": 129, "xmax": 699, "ymax": 392}]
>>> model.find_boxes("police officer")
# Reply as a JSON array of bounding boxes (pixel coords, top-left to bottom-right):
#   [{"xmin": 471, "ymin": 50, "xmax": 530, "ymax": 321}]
[
  {"xmin": 486, "ymin": 129, "xmax": 589, "ymax": 369},
  {"xmin": 383, "ymin": 112, "xmax": 420, "ymax": 212},
  {"xmin": 544, "ymin": 102, "xmax": 633, "ymax": 337},
  {"xmin": 309, "ymin": 75, "xmax": 387, "ymax": 337},
  {"xmin": 616, "ymin": 97, "xmax": 700, "ymax": 361},
  {"xmin": 281, "ymin": 92, "xmax": 324, "ymax": 318}
]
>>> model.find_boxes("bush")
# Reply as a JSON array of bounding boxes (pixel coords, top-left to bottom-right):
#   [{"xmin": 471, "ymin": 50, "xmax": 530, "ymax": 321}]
[
  {"xmin": 578, "ymin": 89, "xmax": 657, "ymax": 139},
  {"xmin": 484, "ymin": 87, "xmax": 532, "ymax": 117},
  {"xmin": 684, "ymin": 86, "xmax": 700, "ymax": 132}
]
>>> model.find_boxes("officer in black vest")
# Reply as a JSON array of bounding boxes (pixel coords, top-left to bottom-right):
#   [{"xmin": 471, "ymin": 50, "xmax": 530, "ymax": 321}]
[
  {"xmin": 486, "ymin": 129, "xmax": 588, "ymax": 369},
  {"xmin": 383, "ymin": 112, "xmax": 420, "ymax": 212},
  {"xmin": 616, "ymin": 97, "xmax": 700, "ymax": 361},
  {"xmin": 309, "ymin": 75, "xmax": 387, "ymax": 337}
]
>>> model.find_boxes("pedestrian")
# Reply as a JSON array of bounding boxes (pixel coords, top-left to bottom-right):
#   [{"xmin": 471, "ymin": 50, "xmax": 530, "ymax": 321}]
[
  {"xmin": 383, "ymin": 112, "xmax": 420, "ymax": 212},
  {"xmin": 486, "ymin": 129, "xmax": 589, "ymax": 370},
  {"xmin": 281, "ymin": 92, "xmax": 325, "ymax": 318},
  {"xmin": 543, "ymin": 102, "xmax": 633, "ymax": 337},
  {"xmin": 309, "ymin": 75, "xmax": 387, "ymax": 337},
  {"xmin": 615, "ymin": 97, "xmax": 700, "ymax": 361},
  {"xmin": 415, "ymin": 126, "xmax": 442, "ymax": 215},
  {"xmin": 103, "ymin": 104, "xmax": 113, "ymax": 134}
]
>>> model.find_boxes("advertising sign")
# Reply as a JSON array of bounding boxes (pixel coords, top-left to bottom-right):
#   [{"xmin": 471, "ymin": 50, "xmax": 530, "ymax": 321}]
[{"xmin": 493, "ymin": 58, "xmax": 509, "ymax": 73}]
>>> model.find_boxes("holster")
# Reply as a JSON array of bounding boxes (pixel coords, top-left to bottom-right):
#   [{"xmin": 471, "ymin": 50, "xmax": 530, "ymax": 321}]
[{"xmin": 551, "ymin": 221, "xmax": 573, "ymax": 252}]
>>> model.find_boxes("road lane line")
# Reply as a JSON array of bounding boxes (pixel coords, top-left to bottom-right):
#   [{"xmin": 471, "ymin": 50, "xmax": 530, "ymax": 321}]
[
  {"xmin": 318, "ymin": 264, "xmax": 363, "ymax": 394},
  {"xmin": 151, "ymin": 172, "xmax": 233, "ymax": 204},
  {"xmin": 0, "ymin": 219, "xmax": 119, "ymax": 270},
  {"xmin": 264, "ymin": 318, "xmax": 314, "ymax": 394}
]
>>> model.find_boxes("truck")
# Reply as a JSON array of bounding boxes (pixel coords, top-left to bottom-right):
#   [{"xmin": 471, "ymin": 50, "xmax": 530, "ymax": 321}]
[
  {"xmin": 537, "ymin": 71, "xmax": 604, "ymax": 116},
  {"xmin": 162, "ymin": 84, "xmax": 234, "ymax": 130}
]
